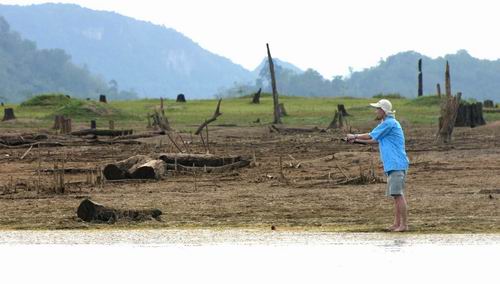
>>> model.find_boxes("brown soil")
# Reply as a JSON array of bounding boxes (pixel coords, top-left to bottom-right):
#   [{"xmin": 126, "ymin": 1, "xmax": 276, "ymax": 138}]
[{"xmin": 0, "ymin": 124, "xmax": 499, "ymax": 232}]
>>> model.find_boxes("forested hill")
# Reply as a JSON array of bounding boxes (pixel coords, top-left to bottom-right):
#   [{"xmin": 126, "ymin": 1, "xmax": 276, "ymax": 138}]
[
  {"xmin": 0, "ymin": 3, "xmax": 254, "ymax": 99},
  {"xmin": 346, "ymin": 50, "xmax": 500, "ymax": 100},
  {"xmin": 0, "ymin": 17, "xmax": 130, "ymax": 103}
]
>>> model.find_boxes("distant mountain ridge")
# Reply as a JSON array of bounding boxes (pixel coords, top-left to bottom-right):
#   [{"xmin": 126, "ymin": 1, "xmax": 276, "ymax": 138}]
[{"xmin": 0, "ymin": 3, "xmax": 254, "ymax": 99}]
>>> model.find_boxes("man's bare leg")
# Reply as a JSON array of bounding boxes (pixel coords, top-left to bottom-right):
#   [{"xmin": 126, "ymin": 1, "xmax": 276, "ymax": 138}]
[
  {"xmin": 388, "ymin": 198, "xmax": 400, "ymax": 231},
  {"xmin": 394, "ymin": 196, "xmax": 408, "ymax": 232}
]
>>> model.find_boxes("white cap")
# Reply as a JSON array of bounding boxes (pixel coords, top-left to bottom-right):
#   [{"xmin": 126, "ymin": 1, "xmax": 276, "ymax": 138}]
[{"xmin": 369, "ymin": 99, "xmax": 395, "ymax": 115}]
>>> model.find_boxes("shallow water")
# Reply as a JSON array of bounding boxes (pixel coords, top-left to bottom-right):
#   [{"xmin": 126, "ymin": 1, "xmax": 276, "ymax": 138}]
[{"xmin": 0, "ymin": 229, "xmax": 498, "ymax": 284}]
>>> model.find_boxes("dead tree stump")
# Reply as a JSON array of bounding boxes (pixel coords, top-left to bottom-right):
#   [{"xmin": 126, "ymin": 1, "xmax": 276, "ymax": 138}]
[
  {"xmin": 252, "ymin": 88, "xmax": 262, "ymax": 104},
  {"xmin": 151, "ymin": 110, "xmax": 172, "ymax": 131},
  {"xmin": 90, "ymin": 120, "xmax": 97, "ymax": 129},
  {"xmin": 99, "ymin": 94, "xmax": 107, "ymax": 103},
  {"xmin": 327, "ymin": 110, "xmax": 344, "ymax": 129},
  {"xmin": 61, "ymin": 118, "xmax": 72, "ymax": 134},
  {"xmin": 278, "ymin": 103, "xmax": 288, "ymax": 117},
  {"xmin": 2, "ymin": 108, "xmax": 15, "ymax": 121},
  {"xmin": 484, "ymin": 100, "xmax": 494, "ymax": 108},
  {"xmin": 436, "ymin": 83, "xmax": 441, "ymax": 97},
  {"xmin": 53, "ymin": 115, "xmax": 64, "ymax": 129},
  {"xmin": 176, "ymin": 94, "xmax": 186, "ymax": 102},
  {"xmin": 455, "ymin": 102, "xmax": 486, "ymax": 128},
  {"xmin": 437, "ymin": 92, "xmax": 461, "ymax": 143},
  {"xmin": 337, "ymin": 104, "xmax": 349, "ymax": 116},
  {"xmin": 109, "ymin": 120, "xmax": 115, "ymax": 130}
]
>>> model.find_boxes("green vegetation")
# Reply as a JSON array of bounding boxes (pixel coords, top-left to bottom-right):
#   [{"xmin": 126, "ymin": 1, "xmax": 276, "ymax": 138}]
[
  {"xmin": 0, "ymin": 16, "xmax": 137, "ymax": 103},
  {"xmin": 372, "ymin": 93, "xmax": 405, "ymax": 99},
  {"xmin": 4, "ymin": 94, "xmax": 500, "ymax": 131},
  {"xmin": 20, "ymin": 94, "xmax": 72, "ymax": 107}
]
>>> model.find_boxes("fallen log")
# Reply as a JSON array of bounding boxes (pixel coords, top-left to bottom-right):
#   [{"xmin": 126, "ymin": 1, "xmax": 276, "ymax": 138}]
[
  {"xmin": 165, "ymin": 159, "xmax": 250, "ymax": 173},
  {"xmin": 71, "ymin": 129, "xmax": 133, "ymax": 137},
  {"xmin": 112, "ymin": 130, "xmax": 165, "ymax": 141},
  {"xmin": 0, "ymin": 133, "xmax": 48, "ymax": 146},
  {"xmin": 269, "ymin": 125, "xmax": 320, "ymax": 134},
  {"xmin": 0, "ymin": 141, "xmax": 64, "ymax": 149},
  {"xmin": 77, "ymin": 198, "xmax": 162, "ymax": 223},
  {"xmin": 103, "ymin": 155, "xmax": 166, "ymax": 180},
  {"xmin": 157, "ymin": 153, "xmax": 243, "ymax": 167},
  {"xmin": 130, "ymin": 159, "xmax": 166, "ymax": 179}
]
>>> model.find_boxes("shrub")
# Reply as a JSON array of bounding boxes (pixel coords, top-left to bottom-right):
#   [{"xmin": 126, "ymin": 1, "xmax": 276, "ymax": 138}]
[
  {"xmin": 372, "ymin": 93, "xmax": 405, "ymax": 99},
  {"xmin": 20, "ymin": 93, "xmax": 72, "ymax": 107}
]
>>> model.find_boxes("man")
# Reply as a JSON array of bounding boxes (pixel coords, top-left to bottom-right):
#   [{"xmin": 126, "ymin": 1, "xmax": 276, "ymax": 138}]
[{"xmin": 346, "ymin": 99, "xmax": 410, "ymax": 232}]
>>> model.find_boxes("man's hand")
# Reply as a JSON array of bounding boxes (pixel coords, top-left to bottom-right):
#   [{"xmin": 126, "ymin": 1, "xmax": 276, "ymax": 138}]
[{"xmin": 345, "ymin": 134, "xmax": 357, "ymax": 144}]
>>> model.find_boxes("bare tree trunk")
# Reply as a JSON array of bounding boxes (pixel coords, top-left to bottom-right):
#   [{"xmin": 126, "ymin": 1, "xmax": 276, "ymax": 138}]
[
  {"xmin": 445, "ymin": 61, "xmax": 451, "ymax": 97},
  {"xmin": 418, "ymin": 59, "xmax": 423, "ymax": 97},
  {"xmin": 436, "ymin": 83, "xmax": 441, "ymax": 97},
  {"xmin": 267, "ymin": 43, "xmax": 281, "ymax": 124}
]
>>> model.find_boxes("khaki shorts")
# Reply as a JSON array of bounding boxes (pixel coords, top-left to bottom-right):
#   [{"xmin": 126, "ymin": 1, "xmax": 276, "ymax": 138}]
[{"xmin": 386, "ymin": 170, "xmax": 406, "ymax": 197}]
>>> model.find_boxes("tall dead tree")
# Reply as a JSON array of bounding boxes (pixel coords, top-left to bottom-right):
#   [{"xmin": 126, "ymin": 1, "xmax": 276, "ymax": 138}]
[
  {"xmin": 252, "ymin": 88, "xmax": 262, "ymax": 104},
  {"xmin": 437, "ymin": 61, "xmax": 461, "ymax": 143},
  {"xmin": 267, "ymin": 43, "xmax": 281, "ymax": 124},
  {"xmin": 418, "ymin": 59, "xmax": 423, "ymax": 97},
  {"xmin": 445, "ymin": 61, "xmax": 451, "ymax": 97},
  {"xmin": 436, "ymin": 83, "xmax": 441, "ymax": 97}
]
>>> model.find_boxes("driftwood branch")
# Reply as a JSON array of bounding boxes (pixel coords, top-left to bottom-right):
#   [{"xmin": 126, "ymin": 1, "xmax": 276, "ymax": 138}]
[
  {"xmin": 71, "ymin": 129, "xmax": 133, "ymax": 137},
  {"xmin": 195, "ymin": 99, "xmax": 222, "ymax": 135}
]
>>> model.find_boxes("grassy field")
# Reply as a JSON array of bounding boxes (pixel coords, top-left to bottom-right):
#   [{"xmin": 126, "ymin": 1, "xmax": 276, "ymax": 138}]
[
  {"xmin": 1, "ymin": 94, "xmax": 499, "ymax": 232},
  {"xmin": 3, "ymin": 94, "xmax": 500, "ymax": 131}
]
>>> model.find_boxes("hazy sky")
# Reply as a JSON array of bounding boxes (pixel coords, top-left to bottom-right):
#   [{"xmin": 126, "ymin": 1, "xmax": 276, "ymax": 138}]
[{"xmin": 2, "ymin": 0, "xmax": 500, "ymax": 78}]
